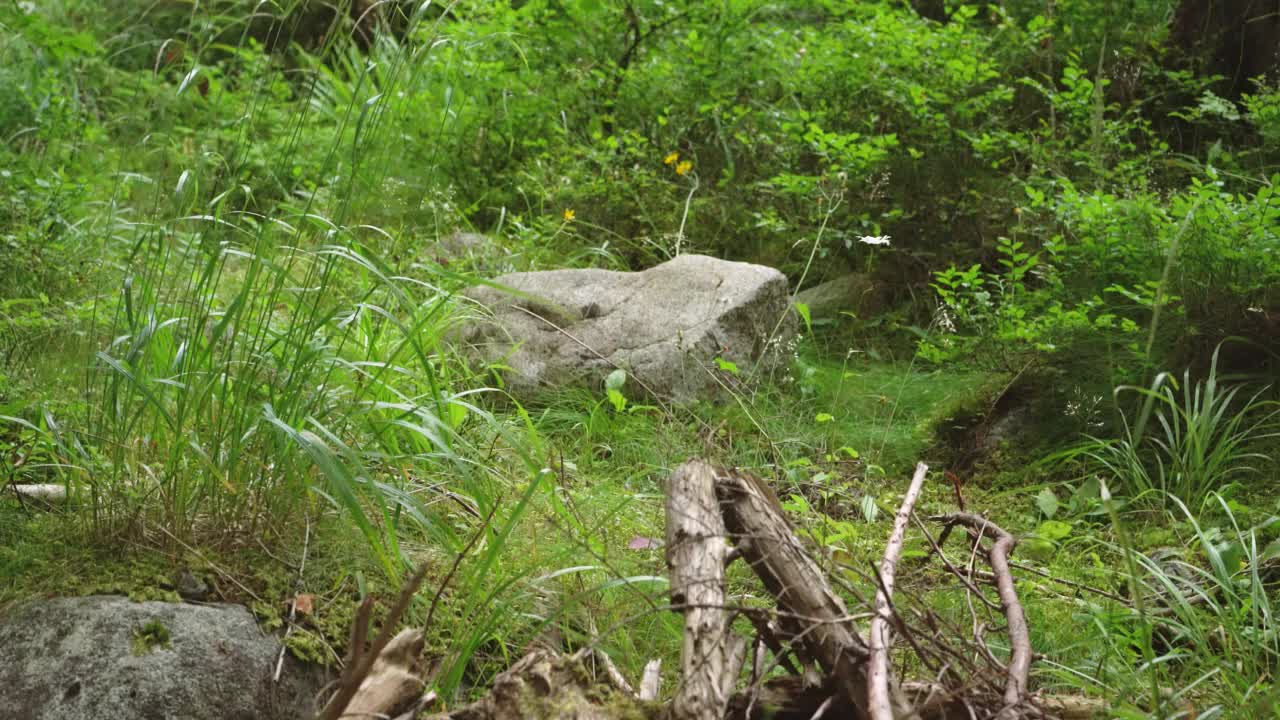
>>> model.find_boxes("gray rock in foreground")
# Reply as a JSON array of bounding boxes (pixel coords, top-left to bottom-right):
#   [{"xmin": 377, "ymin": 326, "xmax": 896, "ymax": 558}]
[
  {"xmin": 0, "ymin": 595, "xmax": 322, "ymax": 720},
  {"xmin": 456, "ymin": 254, "xmax": 794, "ymax": 402}
]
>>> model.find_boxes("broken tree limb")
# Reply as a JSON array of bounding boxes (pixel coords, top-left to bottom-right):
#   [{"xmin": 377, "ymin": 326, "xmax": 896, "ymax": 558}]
[
  {"xmin": 639, "ymin": 659, "xmax": 662, "ymax": 701},
  {"xmin": 931, "ymin": 513, "xmax": 1030, "ymax": 714},
  {"xmin": 6, "ymin": 483, "xmax": 67, "ymax": 506},
  {"xmin": 422, "ymin": 650, "xmax": 633, "ymax": 720},
  {"xmin": 868, "ymin": 462, "xmax": 929, "ymax": 720},
  {"xmin": 713, "ymin": 466, "xmax": 893, "ymax": 719},
  {"xmin": 344, "ymin": 628, "xmax": 426, "ymax": 718},
  {"xmin": 665, "ymin": 459, "xmax": 742, "ymax": 720}
]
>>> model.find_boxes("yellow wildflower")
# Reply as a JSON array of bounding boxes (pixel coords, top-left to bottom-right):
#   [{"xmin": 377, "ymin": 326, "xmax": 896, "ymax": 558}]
[
  {"xmin": 663, "ymin": 151, "xmax": 679, "ymax": 165},
  {"xmin": 563, "ymin": 208, "xmax": 575, "ymax": 222},
  {"xmin": 675, "ymin": 160, "xmax": 693, "ymax": 176}
]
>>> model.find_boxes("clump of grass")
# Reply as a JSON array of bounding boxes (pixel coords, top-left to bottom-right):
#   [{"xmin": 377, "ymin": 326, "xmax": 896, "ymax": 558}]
[
  {"xmin": 1062, "ymin": 492, "xmax": 1280, "ymax": 717},
  {"xmin": 1057, "ymin": 346, "xmax": 1278, "ymax": 510}
]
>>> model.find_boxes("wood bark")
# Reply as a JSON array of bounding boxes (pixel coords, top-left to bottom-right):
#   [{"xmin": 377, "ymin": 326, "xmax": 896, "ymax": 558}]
[
  {"xmin": 665, "ymin": 460, "xmax": 744, "ymax": 720},
  {"xmin": 399, "ymin": 457, "xmax": 1104, "ymax": 720},
  {"xmin": 868, "ymin": 463, "xmax": 929, "ymax": 720},
  {"xmin": 7, "ymin": 483, "xmax": 67, "ymax": 505},
  {"xmin": 931, "ymin": 513, "xmax": 1030, "ymax": 713},
  {"xmin": 713, "ymin": 468, "xmax": 883, "ymax": 718},
  {"xmin": 344, "ymin": 628, "xmax": 426, "ymax": 719}
]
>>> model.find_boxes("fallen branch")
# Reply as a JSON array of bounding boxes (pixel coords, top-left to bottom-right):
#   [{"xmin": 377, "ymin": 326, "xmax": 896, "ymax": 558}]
[
  {"xmin": 401, "ymin": 458, "xmax": 1049, "ymax": 720},
  {"xmin": 344, "ymin": 628, "xmax": 426, "ymax": 719},
  {"xmin": 714, "ymin": 466, "xmax": 886, "ymax": 718},
  {"xmin": 868, "ymin": 462, "xmax": 929, "ymax": 720},
  {"xmin": 931, "ymin": 513, "xmax": 1030, "ymax": 714},
  {"xmin": 7, "ymin": 483, "xmax": 67, "ymax": 505},
  {"xmin": 639, "ymin": 659, "xmax": 662, "ymax": 701},
  {"xmin": 666, "ymin": 459, "xmax": 746, "ymax": 720}
]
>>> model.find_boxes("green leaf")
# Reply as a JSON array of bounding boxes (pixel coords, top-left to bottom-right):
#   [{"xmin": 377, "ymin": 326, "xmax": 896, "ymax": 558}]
[
  {"xmin": 1035, "ymin": 488, "xmax": 1059, "ymax": 518},
  {"xmin": 1020, "ymin": 537, "xmax": 1056, "ymax": 562},
  {"xmin": 815, "ymin": 413, "xmax": 835, "ymax": 423},
  {"xmin": 861, "ymin": 495, "xmax": 879, "ymax": 523},
  {"xmin": 447, "ymin": 402, "xmax": 468, "ymax": 429},
  {"xmin": 607, "ymin": 389, "xmax": 626, "ymax": 413},
  {"xmin": 1262, "ymin": 538, "xmax": 1280, "ymax": 563},
  {"xmin": 714, "ymin": 357, "xmax": 739, "ymax": 375},
  {"xmin": 1036, "ymin": 519, "xmax": 1073, "ymax": 542},
  {"xmin": 794, "ymin": 302, "xmax": 812, "ymax": 333}
]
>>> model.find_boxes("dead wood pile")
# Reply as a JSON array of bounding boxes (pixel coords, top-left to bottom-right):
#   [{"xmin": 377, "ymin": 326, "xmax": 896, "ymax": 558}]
[{"xmin": 317, "ymin": 459, "xmax": 1104, "ymax": 720}]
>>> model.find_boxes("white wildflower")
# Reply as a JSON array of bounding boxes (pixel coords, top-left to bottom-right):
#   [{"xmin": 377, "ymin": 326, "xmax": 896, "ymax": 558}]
[
  {"xmin": 936, "ymin": 308, "xmax": 957, "ymax": 334},
  {"xmin": 859, "ymin": 235, "xmax": 891, "ymax": 246}
]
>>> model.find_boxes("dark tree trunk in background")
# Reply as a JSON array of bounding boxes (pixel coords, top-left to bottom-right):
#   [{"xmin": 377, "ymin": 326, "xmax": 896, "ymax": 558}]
[
  {"xmin": 909, "ymin": 0, "xmax": 950, "ymax": 23},
  {"xmin": 1169, "ymin": 0, "xmax": 1280, "ymax": 97}
]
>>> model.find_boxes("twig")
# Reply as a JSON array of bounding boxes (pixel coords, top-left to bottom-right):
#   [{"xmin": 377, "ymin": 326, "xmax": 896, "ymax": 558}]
[
  {"xmin": 151, "ymin": 524, "xmax": 262, "ymax": 603},
  {"xmin": 810, "ymin": 695, "xmax": 837, "ymax": 719},
  {"xmin": 573, "ymin": 613, "xmax": 636, "ymax": 697},
  {"xmin": 592, "ymin": 648, "xmax": 636, "ymax": 697},
  {"xmin": 275, "ymin": 515, "xmax": 313, "ymax": 683},
  {"xmin": 931, "ymin": 513, "xmax": 1031, "ymax": 715},
  {"xmin": 868, "ymin": 462, "xmax": 928, "ymax": 720},
  {"xmin": 1006, "ymin": 560, "xmax": 1129, "ymax": 605},
  {"xmin": 913, "ymin": 514, "xmax": 1001, "ymax": 611}
]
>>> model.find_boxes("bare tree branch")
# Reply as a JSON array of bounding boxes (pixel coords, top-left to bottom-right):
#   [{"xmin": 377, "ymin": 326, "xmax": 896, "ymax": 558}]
[
  {"xmin": 869, "ymin": 462, "xmax": 929, "ymax": 720},
  {"xmin": 714, "ymin": 466, "xmax": 879, "ymax": 718},
  {"xmin": 317, "ymin": 505, "xmax": 497, "ymax": 720},
  {"xmin": 931, "ymin": 513, "xmax": 1031, "ymax": 715}
]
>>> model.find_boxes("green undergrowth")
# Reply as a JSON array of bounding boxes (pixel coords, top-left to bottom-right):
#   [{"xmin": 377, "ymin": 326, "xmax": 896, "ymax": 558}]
[
  {"xmin": 5, "ymin": 0, "xmax": 1280, "ymax": 714},
  {"xmin": 0, "ymin": 355, "xmax": 1007, "ymax": 686}
]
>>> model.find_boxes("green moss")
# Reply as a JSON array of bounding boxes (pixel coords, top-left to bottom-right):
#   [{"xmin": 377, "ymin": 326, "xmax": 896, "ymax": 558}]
[{"xmin": 131, "ymin": 619, "xmax": 171, "ymax": 656}]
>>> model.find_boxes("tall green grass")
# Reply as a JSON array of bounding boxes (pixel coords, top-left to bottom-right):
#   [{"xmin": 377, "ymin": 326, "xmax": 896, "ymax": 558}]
[
  {"xmin": 1057, "ymin": 493, "xmax": 1280, "ymax": 718},
  {"xmin": 0, "ymin": 0, "xmax": 544, "ymax": 572},
  {"xmin": 1056, "ymin": 347, "xmax": 1278, "ymax": 510}
]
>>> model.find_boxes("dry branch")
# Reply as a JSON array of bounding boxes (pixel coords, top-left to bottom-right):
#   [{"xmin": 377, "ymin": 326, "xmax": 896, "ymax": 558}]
[
  {"xmin": 639, "ymin": 659, "xmax": 662, "ymax": 701},
  {"xmin": 316, "ymin": 506, "xmax": 496, "ymax": 720},
  {"xmin": 407, "ymin": 458, "xmax": 1054, "ymax": 720},
  {"xmin": 665, "ymin": 459, "xmax": 744, "ymax": 720},
  {"xmin": 713, "ymin": 466, "xmax": 886, "ymax": 718},
  {"xmin": 344, "ymin": 628, "xmax": 426, "ymax": 718},
  {"xmin": 868, "ymin": 462, "xmax": 929, "ymax": 720},
  {"xmin": 7, "ymin": 483, "xmax": 67, "ymax": 505},
  {"xmin": 931, "ymin": 513, "xmax": 1030, "ymax": 714}
]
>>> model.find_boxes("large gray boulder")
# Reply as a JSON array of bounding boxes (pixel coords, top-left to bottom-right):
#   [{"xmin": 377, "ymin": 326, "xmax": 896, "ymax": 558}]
[
  {"xmin": 0, "ymin": 595, "xmax": 322, "ymax": 720},
  {"xmin": 455, "ymin": 254, "xmax": 794, "ymax": 401},
  {"xmin": 792, "ymin": 273, "xmax": 882, "ymax": 322}
]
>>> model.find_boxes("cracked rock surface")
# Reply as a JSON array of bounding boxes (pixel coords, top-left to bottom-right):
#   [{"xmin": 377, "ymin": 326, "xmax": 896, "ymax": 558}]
[{"xmin": 455, "ymin": 254, "xmax": 794, "ymax": 402}]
